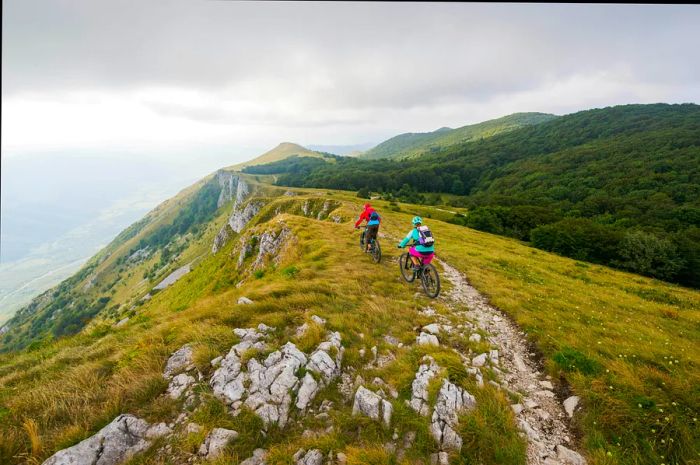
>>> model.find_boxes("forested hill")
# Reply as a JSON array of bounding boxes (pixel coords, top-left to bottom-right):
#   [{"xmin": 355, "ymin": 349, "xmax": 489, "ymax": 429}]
[
  {"xmin": 360, "ymin": 112, "xmax": 557, "ymax": 160},
  {"xmin": 271, "ymin": 103, "xmax": 700, "ymax": 287}
]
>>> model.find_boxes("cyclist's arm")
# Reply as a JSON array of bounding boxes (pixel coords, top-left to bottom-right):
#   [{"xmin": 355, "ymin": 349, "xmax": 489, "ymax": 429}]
[
  {"xmin": 398, "ymin": 230, "xmax": 414, "ymax": 248},
  {"xmin": 354, "ymin": 211, "xmax": 368, "ymax": 228}
]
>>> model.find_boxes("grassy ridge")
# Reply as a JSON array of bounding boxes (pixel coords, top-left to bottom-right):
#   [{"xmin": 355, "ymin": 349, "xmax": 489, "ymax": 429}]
[
  {"xmin": 0, "ymin": 194, "xmax": 527, "ymax": 465},
  {"xmin": 231, "ymin": 143, "xmax": 325, "ymax": 170},
  {"xmin": 361, "ymin": 113, "xmax": 557, "ymax": 160},
  {"xmin": 354, "ymin": 194, "xmax": 700, "ymax": 465},
  {"xmin": 0, "ymin": 187, "xmax": 697, "ymax": 465}
]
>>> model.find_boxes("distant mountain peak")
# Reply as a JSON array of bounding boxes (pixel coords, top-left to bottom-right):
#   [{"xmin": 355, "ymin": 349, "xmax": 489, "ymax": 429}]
[{"xmin": 231, "ymin": 142, "xmax": 322, "ymax": 170}]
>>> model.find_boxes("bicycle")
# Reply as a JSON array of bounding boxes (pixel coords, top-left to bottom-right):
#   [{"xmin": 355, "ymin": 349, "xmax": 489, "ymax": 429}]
[
  {"xmin": 358, "ymin": 227, "xmax": 382, "ymax": 263},
  {"xmin": 398, "ymin": 246, "xmax": 440, "ymax": 298}
]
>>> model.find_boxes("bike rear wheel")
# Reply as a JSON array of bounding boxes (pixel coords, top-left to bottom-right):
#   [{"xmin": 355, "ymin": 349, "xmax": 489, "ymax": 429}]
[
  {"xmin": 421, "ymin": 263, "xmax": 441, "ymax": 298},
  {"xmin": 371, "ymin": 240, "xmax": 382, "ymax": 263},
  {"xmin": 399, "ymin": 252, "xmax": 415, "ymax": 282}
]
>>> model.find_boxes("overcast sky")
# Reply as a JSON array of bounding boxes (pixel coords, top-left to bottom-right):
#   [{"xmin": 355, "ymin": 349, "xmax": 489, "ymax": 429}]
[{"xmin": 3, "ymin": 1, "xmax": 699, "ymax": 160}]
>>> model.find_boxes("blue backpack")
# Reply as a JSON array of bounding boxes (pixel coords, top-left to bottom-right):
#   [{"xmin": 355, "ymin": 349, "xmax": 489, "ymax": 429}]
[{"xmin": 370, "ymin": 211, "xmax": 380, "ymax": 221}]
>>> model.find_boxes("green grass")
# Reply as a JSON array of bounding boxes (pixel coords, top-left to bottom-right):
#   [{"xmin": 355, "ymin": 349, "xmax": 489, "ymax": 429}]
[
  {"xmin": 0, "ymin": 195, "xmax": 525, "ymax": 465},
  {"xmin": 0, "ymin": 186, "xmax": 697, "ymax": 465}
]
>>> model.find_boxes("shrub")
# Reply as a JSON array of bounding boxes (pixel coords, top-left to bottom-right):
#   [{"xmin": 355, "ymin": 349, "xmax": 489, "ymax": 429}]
[
  {"xmin": 356, "ymin": 187, "xmax": 370, "ymax": 199},
  {"xmin": 530, "ymin": 218, "xmax": 623, "ymax": 264},
  {"xmin": 615, "ymin": 230, "xmax": 683, "ymax": 281}
]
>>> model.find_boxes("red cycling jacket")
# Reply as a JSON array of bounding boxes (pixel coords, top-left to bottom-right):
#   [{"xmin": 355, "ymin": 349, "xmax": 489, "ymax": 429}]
[{"xmin": 354, "ymin": 206, "xmax": 380, "ymax": 228}]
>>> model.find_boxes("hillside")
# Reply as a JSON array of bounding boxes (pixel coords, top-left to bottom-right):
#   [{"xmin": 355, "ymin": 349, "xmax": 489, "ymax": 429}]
[
  {"xmin": 361, "ymin": 113, "xmax": 557, "ymax": 160},
  {"xmin": 273, "ymin": 104, "xmax": 700, "ymax": 287},
  {"xmin": 0, "ymin": 176, "xmax": 698, "ymax": 465},
  {"xmin": 231, "ymin": 143, "xmax": 326, "ymax": 170}
]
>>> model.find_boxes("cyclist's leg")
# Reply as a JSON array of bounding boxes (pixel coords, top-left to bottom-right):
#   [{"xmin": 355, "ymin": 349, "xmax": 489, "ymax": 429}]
[
  {"xmin": 366, "ymin": 225, "xmax": 378, "ymax": 251},
  {"xmin": 408, "ymin": 247, "xmax": 422, "ymax": 267}
]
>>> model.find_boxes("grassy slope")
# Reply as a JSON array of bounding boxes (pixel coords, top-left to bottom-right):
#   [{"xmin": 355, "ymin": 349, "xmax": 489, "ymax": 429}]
[
  {"xmin": 0, "ymin": 185, "xmax": 698, "ymax": 465},
  {"xmin": 231, "ymin": 143, "xmax": 325, "ymax": 170},
  {"xmin": 0, "ymin": 192, "xmax": 527, "ymax": 465},
  {"xmin": 361, "ymin": 113, "xmax": 557, "ymax": 160}
]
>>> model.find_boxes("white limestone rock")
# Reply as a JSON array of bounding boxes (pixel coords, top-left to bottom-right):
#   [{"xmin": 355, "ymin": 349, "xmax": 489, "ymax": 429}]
[
  {"xmin": 352, "ymin": 386, "xmax": 393, "ymax": 426},
  {"xmin": 42, "ymin": 414, "xmax": 170, "ymax": 465},
  {"xmin": 211, "ymin": 330, "xmax": 343, "ymax": 428},
  {"xmin": 556, "ymin": 445, "xmax": 587, "ymax": 465},
  {"xmin": 229, "ymin": 201, "xmax": 262, "ymax": 234},
  {"xmin": 238, "ymin": 296, "xmax": 254, "ymax": 305},
  {"xmin": 416, "ymin": 332, "xmax": 439, "ymax": 346},
  {"xmin": 163, "ymin": 344, "xmax": 195, "ymax": 379},
  {"xmin": 294, "ymin": 449, "xmax": 323, "ymax": 465},
  {"xmin": 423, "ymin": 323, "xmax": 441, "ymax": 335},
  {"xmin": 252, "ymin": 227, "xmax": 292, "ymax": 270},
  {"xmin": 409, "ymin": 357, "xmax": 440, "ymax": 416},
  {"xmin": 240, "ymin": 448, "xmax": 268, "ymax": 465},
  {"xmin": 472, "ymin": 353, "xmax": 488, "ymax": 367},
  {"xmin": 430, "ymin": 379, "xmax": 476, "ymax": 451},
  {"xmin": 296, "ymin": 373, "xmax": 319, "ymax": 410},
  {"xmin": 563, "ymin": 395, "xmax": 580, "ymax": 418},
  {"xmin": 167, "ymin": 373, "xmax": 196, "ymax": 399},
  {"xmin": 198, "ymin": 428, "xmax": 238, "ymax": 459}
]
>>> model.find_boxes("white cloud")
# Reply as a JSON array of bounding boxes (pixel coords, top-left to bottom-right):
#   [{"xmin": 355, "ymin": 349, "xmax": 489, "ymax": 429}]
[{"xmin": 2, "ymin": 2, "xmax": 699, "ymax": 156}]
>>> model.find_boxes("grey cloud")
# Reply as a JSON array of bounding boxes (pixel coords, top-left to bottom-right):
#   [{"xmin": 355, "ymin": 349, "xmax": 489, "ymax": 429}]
[
  {"xmin": 4, "ymin": 2, "xmax": 699, "ymax": 109},
  {"xmin": 2, "ymin": 1, "xmax": 699, "ymax": 150}
]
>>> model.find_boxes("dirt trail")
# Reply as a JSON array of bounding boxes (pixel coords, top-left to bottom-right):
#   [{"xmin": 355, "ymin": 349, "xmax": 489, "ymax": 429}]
[{"xmin": 436, "ymin": 259, "xmax": 586, "ymax": 465}]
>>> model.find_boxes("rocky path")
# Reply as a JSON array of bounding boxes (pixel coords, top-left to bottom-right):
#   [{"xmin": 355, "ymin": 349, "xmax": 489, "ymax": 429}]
[{"xmin": 436, "ymin": 259, "xmax": 586, "ymax": 465}]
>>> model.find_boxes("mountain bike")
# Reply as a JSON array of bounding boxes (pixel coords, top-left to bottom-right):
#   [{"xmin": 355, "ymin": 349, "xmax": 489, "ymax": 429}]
[
  {"xmin": 398, "ymin": 248, "xmax": 440, "ymax": 298},
  {"xmin": 358, "ymin": 227, "xmax": 382, "ymax": 263}
]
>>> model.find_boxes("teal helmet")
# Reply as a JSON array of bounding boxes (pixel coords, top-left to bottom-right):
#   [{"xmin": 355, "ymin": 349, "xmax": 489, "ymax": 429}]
[{"xmin": 412, "ymin": 216, "xmax": 422, "ymax": 225}]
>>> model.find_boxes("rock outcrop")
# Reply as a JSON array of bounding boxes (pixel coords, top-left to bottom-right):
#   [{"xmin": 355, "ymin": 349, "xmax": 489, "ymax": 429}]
[
  {"xmin": 163, "ymin": 344, "xmax": 199, "ymax": 402},
  {"xmin": 198, "ymin": 428, "xmax": 238, "ymax": 459},
  {"xmin": 163, "ymin": 344, "xmax": 195, "ymax": 379},
  {"xmin": 416, "ymin": 332, "xmax": 439, "ymax": 346},
  {"xmin": 409, "ymin": 356, "xmax": 440, "ymax": 416},
  {"xmin": 240, "ymin": 448, "xmax": 268, "ymax": 465},
  {"xmin": 167, "ymin": 373, "xmax": 196, "ymax": 399},
  {"xmin": 153, "ymin": 264, "xmax": 191, "ymax": 291},
  {"xmin": 212, "ymin": 225, "xmax": 232, "ymax": 254},
  {"xmin": 352, "ymin": 386, "xmax": 393, "ymax": 426},
  {"xmin": 252, "ymin": 227, "xmax": 291, "ymax": 270},
  {"xmin": 215, "ymin": 170, "xmax": 248, "ymax": 209},
  {"xmin": 430, "ymin": 379, "xmax": 476, "ymax": 452},
  {"xmin": 210, "ymin": 327, "xmax": 344, "ymax": 428},
  {"xmin": 293, "ymin": 449, "xmax": 324, "ymax": 465},
  {"xmin": 42, "ymin": 414, "xmax": 171, "ymax": 465},
  {"xmin": 211, "ymin": 172, "xmax": 252, "ymax": 253},
  {"xmin": 230, "ymin": 201, "xmax": 264, "ymax": 234}
]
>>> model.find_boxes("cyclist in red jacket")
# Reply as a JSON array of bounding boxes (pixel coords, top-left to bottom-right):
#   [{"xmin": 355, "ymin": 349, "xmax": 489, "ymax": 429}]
[{"xmin": 354, "ymin": 203, "xmax": 381, "ymax": 252}]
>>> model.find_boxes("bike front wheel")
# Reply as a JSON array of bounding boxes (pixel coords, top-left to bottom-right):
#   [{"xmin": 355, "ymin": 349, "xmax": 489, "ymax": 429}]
[
  {"xmin": 399, "ymin": 252, "xmax": 415, "ymax": 282},
  {"xmin": 359, "ymin": 230, "xmax": 366, "ymax": 251},
  {"xmin": 421, "ymin": 263, "xmax": 441, "ymax": 298}
]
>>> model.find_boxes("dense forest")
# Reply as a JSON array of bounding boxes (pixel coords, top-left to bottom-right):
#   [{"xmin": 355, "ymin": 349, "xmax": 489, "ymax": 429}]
[{"xmin": 264, "ymin": 104, "xmax": 700, "ymax": 287}]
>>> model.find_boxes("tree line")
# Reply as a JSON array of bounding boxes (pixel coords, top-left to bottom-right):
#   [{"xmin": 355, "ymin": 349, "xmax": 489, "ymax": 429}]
[{"xmin": 263, "ymin": 104, "xmax": 700, "ymax": 287}]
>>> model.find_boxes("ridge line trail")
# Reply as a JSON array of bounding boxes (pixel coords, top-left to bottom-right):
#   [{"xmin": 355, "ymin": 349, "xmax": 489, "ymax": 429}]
[
  {"xmin": 379, "ymin": 227, "xmax": 583, "ymax": 463},
  {"xmin": 437, "ymin": 258, "xmax": 583, "ymax": 465}
]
